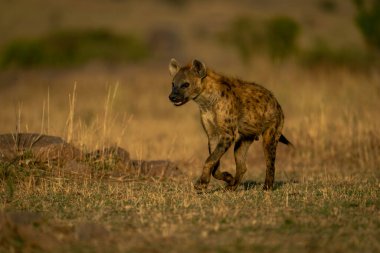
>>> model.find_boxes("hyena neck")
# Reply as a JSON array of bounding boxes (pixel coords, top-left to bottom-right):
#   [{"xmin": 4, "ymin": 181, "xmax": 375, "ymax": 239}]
[{"xmin": 193, "ymin": 70, "xmax": 219, "ymax": 111}]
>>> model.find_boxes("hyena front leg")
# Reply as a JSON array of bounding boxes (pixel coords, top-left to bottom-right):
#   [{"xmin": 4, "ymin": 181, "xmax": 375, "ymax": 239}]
[
  {"xmin": 208, "ymin": 137, "xmax": 235, "ymax": 185},
  {"xmin": 225, "ymin": 136, "xmax": 254, "ymax": 191},
  {"xmin": 194, "ymin": 135, "xmax": 234, "ymax": 191},
  {"xmin": 262, "ymin": 128, "xmax": 280, "ymax": 190}
]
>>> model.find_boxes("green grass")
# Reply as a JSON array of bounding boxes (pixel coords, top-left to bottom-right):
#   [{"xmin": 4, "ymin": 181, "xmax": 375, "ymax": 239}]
[{"xmin": 1, "ymin": 161, "xmax": 379, "ymax": 253}]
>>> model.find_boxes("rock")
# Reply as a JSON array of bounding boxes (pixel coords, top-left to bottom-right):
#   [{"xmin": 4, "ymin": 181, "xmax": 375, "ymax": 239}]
[
  {"xmin": 87, "ymin": 146, "xmax": 130, "ymax": 163},
  {"xmin": 61, "ymin": 160, "xmax": 93, "ymax": 177},
  {"xmin": 0, "ymin": 133, "xmax": 80, "ymax": 163},
  {"xmin": 0, "ymin": 133, "xmax": 181, "ymax": 178}
]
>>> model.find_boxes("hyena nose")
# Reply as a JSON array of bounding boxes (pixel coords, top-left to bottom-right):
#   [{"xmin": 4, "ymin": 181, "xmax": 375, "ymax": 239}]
[{"xmin": 169, "ymin": 93, "xmax": 176, "ymax": 102}]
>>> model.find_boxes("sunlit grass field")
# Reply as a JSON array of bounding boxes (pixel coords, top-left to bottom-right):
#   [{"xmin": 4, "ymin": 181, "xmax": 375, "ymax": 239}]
[
  {"xmin": 1, "ymin": 61, "xmax": 379, "ymax": 253},
  {"xmin": 1, "ymin": 0, "xmax": 380, "ymax": 252}
]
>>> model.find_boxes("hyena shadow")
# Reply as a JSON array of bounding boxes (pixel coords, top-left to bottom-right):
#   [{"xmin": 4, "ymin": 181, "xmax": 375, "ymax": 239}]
[
  {"xmin": 204, "ymin": 180, "xmax": 297, "ymax": 193},
  {"xmin": 241, "ymin": 180, "xmax": 289, "ymax": 190}
]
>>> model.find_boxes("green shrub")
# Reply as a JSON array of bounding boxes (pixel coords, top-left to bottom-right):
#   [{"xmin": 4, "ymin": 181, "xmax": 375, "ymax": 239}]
[
  {"xmin": 353, "ymin": 0, "xmax": 380, "ymax": 51},
  {"xmin": 318, "ymin": 0, "xmax": 338, "ymax": 13},
  {"xmin": 161, "ymin": 0, "xmax": 187, "ymax": 7},
  {"xmin": 301, "ymin": 39, "xmax": 373, "ymax": 69},
  {"xmin": 218, "ymin": 16, "xmax": 299, "ymax": 63},
  {"xmin": 0, "ymin": 29, "xmax": 150, "ymax": 68},
  {"xmin": 218, "ymin": 14, "xmax": 375, "ymax": 69},
  {"xmin": 266, "ymin": 16, "xmax": 300, "ymax": 60},
  {"xmin": 217, "ymin": 17, "xmax": 265, "ymax": 63},
  {"xmin": 1, "ymin": 40, "xmax": 44, "ymax": 67}
]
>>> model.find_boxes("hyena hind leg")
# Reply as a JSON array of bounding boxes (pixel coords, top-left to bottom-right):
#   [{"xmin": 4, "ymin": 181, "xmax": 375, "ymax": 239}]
[{"xmin": 262, "ymin": 129, "xmax": 280, "ymax": 190}]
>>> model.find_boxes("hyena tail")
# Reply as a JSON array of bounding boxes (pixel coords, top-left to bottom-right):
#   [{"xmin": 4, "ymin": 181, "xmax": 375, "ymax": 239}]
[{"xmin": 279, "ymin": 134, "xmax": 294, "ymax": 147}]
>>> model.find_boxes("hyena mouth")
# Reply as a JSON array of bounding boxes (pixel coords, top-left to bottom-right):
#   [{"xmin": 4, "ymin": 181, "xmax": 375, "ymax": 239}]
[
  {"xmin": 170, "ymin": 97, "xmax": 188, "ymax": 106},
  {"xmin": 173, "ymin": 100, "xmax": 187, "ymax": 106}
]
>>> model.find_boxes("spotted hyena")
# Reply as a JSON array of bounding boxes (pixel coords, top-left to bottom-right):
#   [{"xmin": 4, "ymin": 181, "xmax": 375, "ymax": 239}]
[{"xmin": 168, "ymin": 59, "xmax": 292, "ymax": 191}]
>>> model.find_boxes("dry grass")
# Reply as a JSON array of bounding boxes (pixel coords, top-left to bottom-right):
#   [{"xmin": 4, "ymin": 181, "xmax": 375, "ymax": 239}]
[
  {"xmin": 1, "ymin": 0, "xmax": 380, "ymax": 252},
  {"xmin": 1, "ymin": 61, "xmax": 379, "ymax": 253},
  {"xmin": 1, "ymin": 175, "xmax": 379, "ymax": 253}
]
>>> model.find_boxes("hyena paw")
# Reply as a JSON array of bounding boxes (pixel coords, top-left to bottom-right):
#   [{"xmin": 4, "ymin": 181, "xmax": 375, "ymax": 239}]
[
  {"xmin": 225, "ymin": 180, "xmax": 239, "ymax": 191},
  {"xmin": 225, "ymin": 184, "xmax": 239, "ymax": 191},
  {"xmin": 263, "ymin": 182, "xmax": 274, "ymax": 191},
  {"xmin": 194, "ymin": 178, "xmax": 208, "ymax": 191},
  {"xmin": 221, "ymin": 172, "xmax": 235, "ymax": 184}
]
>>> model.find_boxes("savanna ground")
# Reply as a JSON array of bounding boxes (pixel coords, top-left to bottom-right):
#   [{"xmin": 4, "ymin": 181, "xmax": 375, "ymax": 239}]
[{"xmin": 1, "ymin": 0, "xmax": 380, "ymax": 252}]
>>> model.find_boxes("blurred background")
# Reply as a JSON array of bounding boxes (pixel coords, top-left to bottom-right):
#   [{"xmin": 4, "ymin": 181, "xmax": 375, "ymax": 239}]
[
  {"xmin": 0, "ymin": 0, "xmax": 379, "ymax": 176},
  {"xmin": 1, "ymin": 0, "xmax": 378, "ymax": 68}
]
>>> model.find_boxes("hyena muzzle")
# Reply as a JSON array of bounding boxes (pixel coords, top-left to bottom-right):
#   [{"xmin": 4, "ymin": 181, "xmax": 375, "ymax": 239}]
[{"xmin": 168, "ymin": 58, "xmax": 292, "ymax": 191}]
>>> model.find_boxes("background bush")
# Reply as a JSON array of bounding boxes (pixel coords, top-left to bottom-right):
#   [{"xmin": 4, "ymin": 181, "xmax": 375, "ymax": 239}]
[
  {"xmin": 300, "ymin": 39, "xmax": 373, "ymax": 69},
  {"xmin": 0, "ymin": 29, "xmax": 150, "ymax": 68},
  {"xmin": 218, "ymin": 15, "xmax": 299, "ymax": 63},
  {"xmin": 266, "ymin": 16, "xmax": 300, "ymax": 60},
  {"xmin": 217, "ymin": 17, "xmax": 264, "ymax": 63},
  {"xmin": 353, "ymin": 0, "xmax": 380, "ymax": 52},
  {"xmin": 218, "ymin": 12, "xmax": 376, "ymax": 69},
  {"xmin": 317, "ymin": 0, "xmax": 338, "ymax": 13}
]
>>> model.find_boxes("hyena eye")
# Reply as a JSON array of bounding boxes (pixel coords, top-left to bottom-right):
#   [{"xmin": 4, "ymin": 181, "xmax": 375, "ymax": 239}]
[
  {"xmin": 172, "ymin": 82, "xmax": 175, "ymax": 88},
  {"xmin": 180, "ymin": 82, "xmax": 190, "ymax": 89}
]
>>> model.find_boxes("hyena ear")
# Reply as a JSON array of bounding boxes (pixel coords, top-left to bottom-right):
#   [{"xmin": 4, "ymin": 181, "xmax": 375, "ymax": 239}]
[
  {"xmin": 191, "ymin": 59, "xmax": 207, "ymax": 79},
  {"xmin": 169, "ymin": 58, "xmax": 180, "ymax": 76}
]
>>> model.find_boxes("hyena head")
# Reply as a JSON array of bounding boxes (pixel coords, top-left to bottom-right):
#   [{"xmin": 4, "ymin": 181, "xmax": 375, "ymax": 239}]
[{"xmin": 168, "ymin": 58, "xmax": 207, "ymax": 106}]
